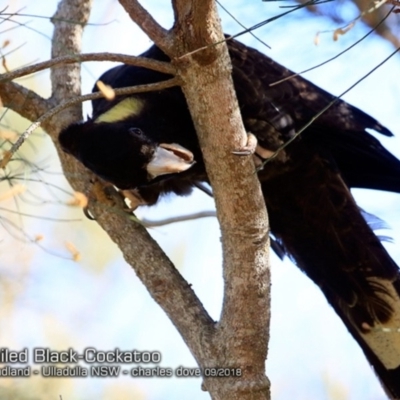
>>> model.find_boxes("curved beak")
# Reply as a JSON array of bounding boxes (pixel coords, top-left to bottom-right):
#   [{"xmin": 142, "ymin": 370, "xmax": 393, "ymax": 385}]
[{"xmin": 146, "ymin": 143, "xmax": 195, "ymax": 178}]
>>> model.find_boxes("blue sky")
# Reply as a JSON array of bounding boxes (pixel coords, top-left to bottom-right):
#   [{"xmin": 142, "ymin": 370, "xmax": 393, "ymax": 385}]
[{"xmin": 1, "ymin": 1, "xmax": 400, "ymax": 399}]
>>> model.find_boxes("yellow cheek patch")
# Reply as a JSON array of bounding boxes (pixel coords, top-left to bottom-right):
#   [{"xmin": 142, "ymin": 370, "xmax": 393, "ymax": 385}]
[{"xmin": 95, "ymin": 97, "xmax": 144, "ymax": 123}]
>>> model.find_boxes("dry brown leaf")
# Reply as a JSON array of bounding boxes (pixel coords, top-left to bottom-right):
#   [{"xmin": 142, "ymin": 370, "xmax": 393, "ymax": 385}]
[
  {"xmin": 1, "ymin": 55, "xmax": 9, "ymax": 73},
  {"xmin": 96, "ymin": 80, "xmax": 115, "ymax": 101},
  {"xmin": 333, "ymin": 22, "xmax": 355, "ymax": 41},
  {"xmin": 0, "ymin": 150, "xmax": 12, "ymax": 169},
  {"xmin": 0, "ymin": 129, "xmax": 18, "ymax": 141},
  {"xmin": 66, "ymin": 191, "xmax": 88, "ymax": 208},
  {"xmin": 65, "ymin": 241, "xmax": 81, "ymax": 262},
  {"xmin": 0, "ymin": 184, "xmax": 26, "ymax": 201}
]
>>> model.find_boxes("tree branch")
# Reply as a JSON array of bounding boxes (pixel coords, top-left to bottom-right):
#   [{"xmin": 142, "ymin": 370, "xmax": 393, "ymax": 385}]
[
  {"xmin": 0, "ymin": 53, "xmax": 175, "ymax": 83},
  {"xmin": 0, "ymin": 81, "xmax": 50, "ymax": 122},
  {"xmin": 173, "ymin": 0, "xmax": 214, "ymax": 35},
  {"xmin": 142, "ymin": 210, "xmax": 216, "ymax": 227},
  {"xmin": 171, "ymin": 2, "xmax": 271, "ymax": 399},
  {"xmin": 48, "ymin": 0, "xmax": 216, "ymax": 373},
  {"xmin": 49, "ymin": 0, "xmax": 92, "ymax": 130},
  {"xmin": 89, "ymin": 186, "xmax": 215, "ymax": 359},
  {"xmin": 118, "ymin": 0, "xmax": 172, "ymax": 53},
  {"xmin": 0, "ymin": 2, "xmax": 272, "ymax": 399}
]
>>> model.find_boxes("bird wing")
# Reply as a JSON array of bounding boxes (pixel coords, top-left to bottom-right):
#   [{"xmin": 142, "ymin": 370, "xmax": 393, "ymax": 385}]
[
  {"xmin": 86, "ymin": 38, "xmax": 400, "ymax": 397},
  {"xmin": 260, "ymin": 142, "xmax": 400, "ymax": 397},
  {"xmin": 226, "ymin": 40, "xmax": 400, "ymax": 397},
  {"xmin": 228, "ymin": 39, "xmax": 400, "ymax": 193}
]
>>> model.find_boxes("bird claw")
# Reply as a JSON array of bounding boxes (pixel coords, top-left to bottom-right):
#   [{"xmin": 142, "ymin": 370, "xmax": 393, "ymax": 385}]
[
  {"xmin": 232, "ymin": 132, "xmax": 257, "ymax": 156},
  {"xmin": 83, "ymin": 206, "xmax": 96, "ymax": 220}
]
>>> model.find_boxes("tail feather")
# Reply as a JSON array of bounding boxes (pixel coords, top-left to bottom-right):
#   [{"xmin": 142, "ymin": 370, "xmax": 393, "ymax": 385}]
[
  {"xmin": 304, "ymin": 124, "xmax": 400, "ymax": 194},
  {"xmin": 334, "ymin": 291, "xmax": 400, "ymax": 399},
  {"xmin": 260, "ymin": 146, "xmax": 400, "ymax": 398}
]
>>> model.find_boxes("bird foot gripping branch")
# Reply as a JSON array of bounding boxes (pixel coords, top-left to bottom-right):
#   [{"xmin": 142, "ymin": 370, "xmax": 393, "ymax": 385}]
[
  {"xmin": 232, "ymin": 132, "xmax": 258, "ymax": 156},
  {"xmin": 232, "ymin": 133, "xmax": 280, "ymax": 170}
]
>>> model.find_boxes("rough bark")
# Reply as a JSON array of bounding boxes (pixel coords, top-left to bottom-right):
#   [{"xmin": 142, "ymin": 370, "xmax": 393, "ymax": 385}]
[
  {"xmin": 170, "ymin": 2, "xmax": 271, "ymax": 398},
  {"xmin": 0, "ymin": 1, "xmax": 271, "ymax": 399}
]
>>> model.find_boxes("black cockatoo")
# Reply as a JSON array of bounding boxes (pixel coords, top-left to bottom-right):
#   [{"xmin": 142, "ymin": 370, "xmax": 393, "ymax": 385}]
[{"xmin": 59, "ymin": 38, "xmax": 400, "ymax": 398}]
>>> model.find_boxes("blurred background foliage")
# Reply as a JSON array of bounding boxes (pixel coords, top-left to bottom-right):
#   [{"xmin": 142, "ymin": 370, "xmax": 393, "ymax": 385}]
[
  {"xmin": 301, "ymin": 0, "xmax": 400, "ymax": 48},
  {"xmin": 0, "ymin": 0, "xmax": 399, "ymax": 399}
]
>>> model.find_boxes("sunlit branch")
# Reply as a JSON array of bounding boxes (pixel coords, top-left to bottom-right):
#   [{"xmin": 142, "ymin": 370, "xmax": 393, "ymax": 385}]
[
  {"xmin": 118, "ymin": 0, "xmax": 172, "ymax": 53},
  {"xmin": 0, "ymin": 80, "xmax": 49, "ymax": 122},
  {"xmin": 0, "ymin": 53, "xmax": 175, "ymax": 83}
]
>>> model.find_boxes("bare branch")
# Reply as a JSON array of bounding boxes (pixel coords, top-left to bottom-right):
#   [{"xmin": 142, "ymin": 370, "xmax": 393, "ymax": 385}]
[
  {"xmin": 89, "ymin": 186, "xmax": 215, "ymax": 357},
  {"xmin": 48, "ymin": 0, "xmax": 216, "ymax": 374},
  {"xmin": 0, "ymin": 53, "xmax": 175, "ymax": 83},
  {"xmin": 0, "ymin": 80, "xmax": 50, "ymax": 122},
  {"xmin": 216, "ymin": 1, "xmax": 271, "ymax": 49},
  {"xmin": 142, "ymin": 210, "xmax": 216, "ymax": 227},
  {"xmin": 1, "ymin": 2, "xmax": 271, "ymax": 399},
  {"xmin": 270, "ymin": 5, "xmax": 394, "ymax": 87},
  {"xmin": 173, "ymin": 2, "xmax": 270, "ymax": 399},
  {"xmin": 172, "ymin": 0, "xmax": 223, "ymax": 61},
  {"xmin": 118, "ymin": 0, "xmax": 172, "ymax": 53},
  {"xmin": 173, "ymin": 0, "xmax": 214, "ymax": 32},
  {"xmin": 50, "ymin": 0, "xmax": 92, "ymax": 107}
]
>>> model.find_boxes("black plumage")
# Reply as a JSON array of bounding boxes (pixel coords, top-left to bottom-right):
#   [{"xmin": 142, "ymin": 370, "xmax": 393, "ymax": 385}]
[
  {"xmin": 59, "ymin": 38, "xmax": 400, "ymax": 398},
  {"xmin": 59, "ymin": 100, "xmax": 196, "ymax": 194}
]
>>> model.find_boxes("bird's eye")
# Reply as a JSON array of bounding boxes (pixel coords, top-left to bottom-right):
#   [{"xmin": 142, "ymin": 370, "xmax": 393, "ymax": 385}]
[{"xmin": 129, "ymin": 127, "xmax": 144, "ymax": 137}]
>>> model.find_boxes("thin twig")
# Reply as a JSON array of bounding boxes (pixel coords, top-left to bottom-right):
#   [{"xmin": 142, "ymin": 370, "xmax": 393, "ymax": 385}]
[
  {"xmin": 0, "ymin": 53, "xmax": 175, "ymax": 83},
  {"xmin": 0, "ymin": 207, "xmax": 81, "ymax": 222},
  {"xmin": 118, "ymin": 0, "xmax": 172, "ymax": 53},
  {"xmin": 142, "ymin": 211, "xmax": 216, "ymax": 227},
  {"xmin": 270, "ymin": 6, "xmax": 394, "ymax": 87},
  {"xmin": 330, "ymin": 0, "xmax": 389, "ymax": 37},
  {"xmin": 216, "ymin": 0, "xmax": 271, "ymax": 49},
  {"xmin": 178, "ymin": 0, "xmax": 332, "ymax": 60},
  {"xmin": 0, "ymin": 13, "xmax": 53, "ymax": 42},
  {"xmin": 0, "ymin": 42, "xmax": 26, "ymax": 61},
  {"xmin": 1, "ymin": 11, "xmax": 117, "ymax": 27},
  {"xmin": 261, "ymin": 44, "xmax": 400, "ymax": 168}
]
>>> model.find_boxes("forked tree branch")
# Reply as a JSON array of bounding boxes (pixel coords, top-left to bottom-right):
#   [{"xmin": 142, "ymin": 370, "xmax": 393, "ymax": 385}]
[
  {"xmin": 89, "ymin": 185, "xmax": 215, "ymax": 344},
  {"xmin": 49, "ymin": 0, "xmax": 216, "ymax": 362},
  {"xmin": 171, "ymin": 1, "xmax": 271, "ymax": 399},
  {"xmin": 0, "ymin": 0, "xmax": 215, "ymax": 369},
  {"xmin": 0, "ymin": 1, "xmax": 271, "ymax": 399},
  {"xmin": 173, "ymin": 0, "xmax": 214, "ymax": 37}
]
